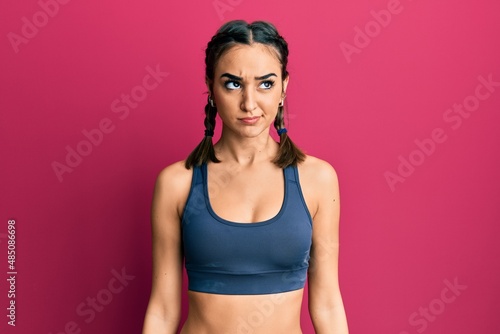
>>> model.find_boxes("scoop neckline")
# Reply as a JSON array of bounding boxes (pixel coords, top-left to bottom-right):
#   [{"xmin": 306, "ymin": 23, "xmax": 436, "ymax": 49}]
[{"xmin": 202, "ymin": 163, "xmax": 288, "ymax": 227}]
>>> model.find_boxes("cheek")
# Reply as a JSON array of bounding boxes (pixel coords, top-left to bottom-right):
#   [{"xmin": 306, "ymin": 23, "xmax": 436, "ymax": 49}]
[
  {"xmin": 213, "ymin": 87, "xmax": 234, "ymax": 104},
  {"xmin": 262, "ymin": 100, "xmax": 278, "ymax": 112},
  {"xmin": 262, "ymin": 94, "xmax": 281, "ymax": 111},
  {"xmin": 214, "ymin": 95, "xmax": 235, "ymax": 113}
]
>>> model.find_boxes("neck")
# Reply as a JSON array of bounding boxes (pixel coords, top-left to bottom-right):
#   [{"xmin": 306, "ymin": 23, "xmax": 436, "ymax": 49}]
[{"xmin": 214, "ymin": 127, "xmax": 278, "ymax": 166}]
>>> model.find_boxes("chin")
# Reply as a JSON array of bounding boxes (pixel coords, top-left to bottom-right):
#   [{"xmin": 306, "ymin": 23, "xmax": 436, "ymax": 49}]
[{"xmin": 237, "ymin": 127, "xmax": 268, "ymax": 138}]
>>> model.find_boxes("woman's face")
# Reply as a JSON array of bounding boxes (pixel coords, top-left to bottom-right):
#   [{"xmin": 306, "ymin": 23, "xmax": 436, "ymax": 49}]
[{"xmin": 210, "ymin": 43, "xmax": 289, "ymax": 139}]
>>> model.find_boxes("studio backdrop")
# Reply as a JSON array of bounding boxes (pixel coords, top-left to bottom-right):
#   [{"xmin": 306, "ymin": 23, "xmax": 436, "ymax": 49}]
[{"xmin": 1, "ymin": 0, "xmax": 499, "ymax": 333}]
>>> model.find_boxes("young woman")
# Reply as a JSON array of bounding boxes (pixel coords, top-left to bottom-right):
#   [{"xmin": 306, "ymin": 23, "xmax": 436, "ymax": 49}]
[{"xmin": 142, "ymin": 20, "xmax": 348, "ymax": 334}]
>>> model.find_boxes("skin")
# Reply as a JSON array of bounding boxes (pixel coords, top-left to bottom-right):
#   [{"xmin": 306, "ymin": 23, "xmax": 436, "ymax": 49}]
[{"xmin": 142, "ymin": 43, "xmax": 348, "ymax": 334}]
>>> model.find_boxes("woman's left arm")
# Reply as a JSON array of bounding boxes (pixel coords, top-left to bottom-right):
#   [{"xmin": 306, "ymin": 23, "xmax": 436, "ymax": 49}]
[{"xmin": 304, "ymin": 159, "xmax": 348, "ymax": 334}]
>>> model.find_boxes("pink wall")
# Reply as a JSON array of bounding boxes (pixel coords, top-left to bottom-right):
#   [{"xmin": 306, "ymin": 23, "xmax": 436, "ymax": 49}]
[{"xmin": 1, "ymin": 0, "xmax": 499, "ymax": 333}]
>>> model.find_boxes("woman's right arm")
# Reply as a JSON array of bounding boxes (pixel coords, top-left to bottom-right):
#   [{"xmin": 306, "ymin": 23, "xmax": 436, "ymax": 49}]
[{"xmin": 143, "ymin": 163, "xmax": 189, "ymax": 334}]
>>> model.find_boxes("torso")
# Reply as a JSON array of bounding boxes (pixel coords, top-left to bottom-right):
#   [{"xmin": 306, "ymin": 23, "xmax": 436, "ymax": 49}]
[
  {"xmin": 176, "ymin": 156, "xmax": 320, "ymax": 333},
  {"xmin": 180, "ymin": 289, "xmax": 304, "ymax": 334}
]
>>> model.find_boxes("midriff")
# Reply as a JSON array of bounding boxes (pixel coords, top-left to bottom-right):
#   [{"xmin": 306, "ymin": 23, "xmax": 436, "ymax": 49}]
[{"xmin": 180, "ymin": 288, "xmax": 305, "ymax": 334}]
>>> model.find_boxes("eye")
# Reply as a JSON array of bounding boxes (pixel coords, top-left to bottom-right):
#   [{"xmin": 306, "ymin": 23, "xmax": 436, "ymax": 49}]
[
  {"xmin": 259, "ymin": 80, "xmax": 275, "ymax": 90},
  {"xmin": 224, "ymin": 81, "xmax": 241, "ymax": 90}
]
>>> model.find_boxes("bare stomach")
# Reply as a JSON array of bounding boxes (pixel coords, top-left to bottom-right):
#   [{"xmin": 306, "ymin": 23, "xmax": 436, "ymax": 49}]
[{"xmin": 180, "ymin": 289, "xmax": 305, "ymax": 334}]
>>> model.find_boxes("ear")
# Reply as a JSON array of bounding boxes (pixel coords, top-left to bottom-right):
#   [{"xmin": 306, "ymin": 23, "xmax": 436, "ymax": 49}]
[
  {"xmin": 282, "ymin": 74, "xmax": 289, "ymax": 94},
  {"xmin": 206, "ymin": 77, "xmax": 213, "ymax": 96}
]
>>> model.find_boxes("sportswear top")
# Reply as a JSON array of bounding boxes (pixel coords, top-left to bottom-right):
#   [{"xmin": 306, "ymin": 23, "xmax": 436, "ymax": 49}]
[{"xmin": 181, "ymin": 163, "xmax": 313, "ymax": 295}]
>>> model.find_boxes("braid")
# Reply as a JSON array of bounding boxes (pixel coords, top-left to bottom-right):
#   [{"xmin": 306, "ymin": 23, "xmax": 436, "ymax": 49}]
[
  {"xmin": 205, "ymin": 100, "xmax": 217, "ymax": 136},
  {"xmin": 272, "ymin": 102, "xmax": 306, "ymax": 168},
  {"xmin": 185, "ymin": 99, "xmax": 221, "ymax": 169},
  {"xmin": 274, "ymin": 105, "xmax": 285, "ymax": 134}
]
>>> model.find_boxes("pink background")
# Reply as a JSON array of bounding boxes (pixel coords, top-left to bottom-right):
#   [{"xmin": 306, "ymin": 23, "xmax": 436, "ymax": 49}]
[{"xmin": 1, "ymin": 0, "xmax": 500, "ymax": 333}]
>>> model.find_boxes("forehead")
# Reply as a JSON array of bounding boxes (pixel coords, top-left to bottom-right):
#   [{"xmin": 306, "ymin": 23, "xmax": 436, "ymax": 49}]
[{"xmin": 215, "ymin": 43, "xmax": 282, "ymax": 78}]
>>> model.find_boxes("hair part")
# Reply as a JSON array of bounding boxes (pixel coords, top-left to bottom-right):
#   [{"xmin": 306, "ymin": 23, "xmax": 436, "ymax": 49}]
[{"xmin": 185, "ymin": 20, "xmax": 305, "ymax": 169}]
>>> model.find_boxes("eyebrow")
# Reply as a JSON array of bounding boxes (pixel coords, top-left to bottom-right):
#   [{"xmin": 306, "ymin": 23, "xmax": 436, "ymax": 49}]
[{"xmin": 220, "ymin": 73, "xmax": 277, "ymax": 81}]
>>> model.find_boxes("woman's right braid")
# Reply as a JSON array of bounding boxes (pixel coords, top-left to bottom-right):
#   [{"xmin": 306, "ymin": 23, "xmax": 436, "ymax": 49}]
[{"xmin": 204, "ymin": 101, "xmax": 217, "ymax": 137}]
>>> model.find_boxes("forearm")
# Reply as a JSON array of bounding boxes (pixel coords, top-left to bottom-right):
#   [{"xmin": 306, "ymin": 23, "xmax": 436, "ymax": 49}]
[
  {"xmin": 142, "ymin": 310, "xmax": 180, "ymax": 334},
  {"xmin": 310, "ymin": 302, "xmax": 349, "ymax": 334}
]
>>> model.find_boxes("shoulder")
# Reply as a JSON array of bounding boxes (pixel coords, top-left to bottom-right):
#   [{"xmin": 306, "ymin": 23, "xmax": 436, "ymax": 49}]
[
  {"xmin": 154, "ymin": 160, "xmax": 194, "ymax": 207},
  {"xmin": 296, "ymin": 155, "xmax": 339, "ymax": 218},
  {"xmin": 156, "ymin": 160, "xmax": 193, "ymax": 185},
  {"xmin": 297, "ymin": 155, "xmax": 339, "ymax": 188}
]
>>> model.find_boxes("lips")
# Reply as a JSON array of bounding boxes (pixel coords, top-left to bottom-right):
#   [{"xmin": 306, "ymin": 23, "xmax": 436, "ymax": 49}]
[{"xmin": 238, "ymin": 116, "xmax": 261, "ymax": 124}]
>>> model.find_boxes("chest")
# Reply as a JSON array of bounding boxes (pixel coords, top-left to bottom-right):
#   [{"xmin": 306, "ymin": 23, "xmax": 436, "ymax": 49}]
[
  {"xmin": 181, "ymin": 164, "xmax": 313, "ymax": 274},
  {"xmin": 207, "ymin": 165, "xmax": 285, "ymax": 223},
  {"xmin": 182, "ymin": 204, "xmax": 312, "ymax": 274}
]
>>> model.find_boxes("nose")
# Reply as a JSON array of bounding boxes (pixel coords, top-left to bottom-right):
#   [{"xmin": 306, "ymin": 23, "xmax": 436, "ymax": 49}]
[{"xmin": 240, "ymin": 88, "xmax": 257, "ymax": 112}]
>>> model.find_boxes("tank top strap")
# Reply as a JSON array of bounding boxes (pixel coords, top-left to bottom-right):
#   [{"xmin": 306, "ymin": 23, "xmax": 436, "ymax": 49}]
[
  {"xmin": 284, "ymin": 164, "xmax": 313, "ymax": 225},
  {"xmin": 284, "ymin": 164, "xmax": 298, "ymax": 184},
  {"xmin": 192, "ymin": 163, "xmax": 204, "ymax": 186},
  {"xmin": 181, "ymin": 164, "xmax": 205, "ymax": 226}
]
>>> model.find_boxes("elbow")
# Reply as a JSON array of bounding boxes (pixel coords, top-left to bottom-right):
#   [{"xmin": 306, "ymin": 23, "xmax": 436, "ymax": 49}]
[
  {"xmin": 142, "ymin": 301, "xmax": 181, "ymax": 334},
  {"xmin": 309, "ymin": 300, "xmax": 349, "ymax": 334}
]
